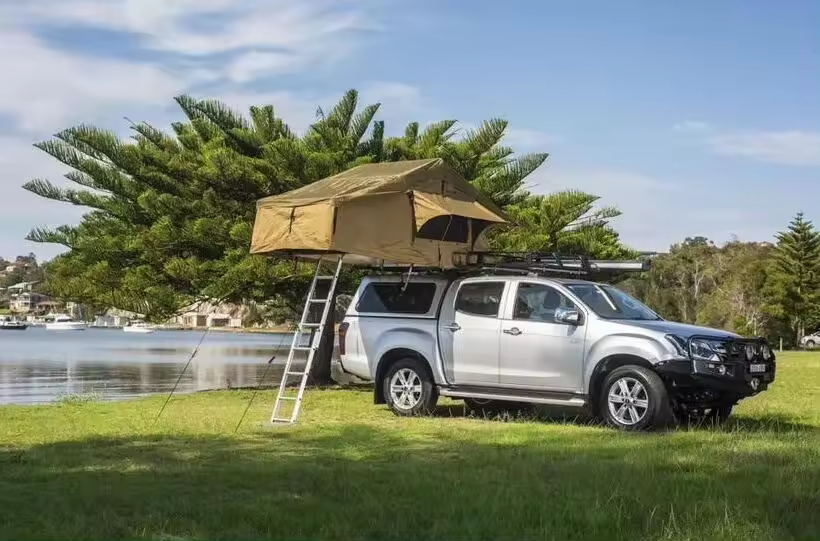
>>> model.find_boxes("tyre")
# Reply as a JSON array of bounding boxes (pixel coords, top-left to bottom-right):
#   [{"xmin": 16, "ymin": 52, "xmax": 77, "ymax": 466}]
[
  {"xmin": 382, "ymin": 357, "xmax": 438, "ymax": 416},
  {"xmin": 806, "ymin": 340, "xmax": 816, "ymax": 349},
  {"xmin": 599, "ymin": 365, "xmax": 673, "ymax": 431}
]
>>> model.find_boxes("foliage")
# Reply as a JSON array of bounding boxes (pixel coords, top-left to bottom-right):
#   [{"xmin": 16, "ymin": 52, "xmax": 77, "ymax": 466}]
[
  {"xmin": 22, "ymin": 89, "xmax": 631, "ymax": 324},
  {"xmin": 769, "ymin": 212, "xmax": 820, "ymax": 341},
  {"xmin": 489, "ymin": 191, "xmax": 634, "ymax": 258}
]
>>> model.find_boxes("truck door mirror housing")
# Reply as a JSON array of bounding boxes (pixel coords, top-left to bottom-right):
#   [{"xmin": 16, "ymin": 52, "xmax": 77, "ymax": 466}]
[{"xmin": 555, "ymin": 307, "xmax": 581, "ymax": 325}]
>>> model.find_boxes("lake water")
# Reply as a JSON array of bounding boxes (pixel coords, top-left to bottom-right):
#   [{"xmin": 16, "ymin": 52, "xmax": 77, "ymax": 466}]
[{"xmin": 0, "ymin": 327, "xmax": 335, "ymax": 405}]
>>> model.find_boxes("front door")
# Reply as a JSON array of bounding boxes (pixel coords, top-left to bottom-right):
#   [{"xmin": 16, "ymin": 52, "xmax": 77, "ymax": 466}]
[
  {"xmin": 438, "ymin": 280, "xmax": 507, "ymax": 385},
  {"xmin": 499, "ymin": 282, "xmax": 586, "ymax": 392}
]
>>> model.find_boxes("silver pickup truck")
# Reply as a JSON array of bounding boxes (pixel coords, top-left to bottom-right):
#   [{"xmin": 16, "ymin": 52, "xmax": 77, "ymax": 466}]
[{"xmin": 337, "ymin": 273, "xmax": 776, "ymax": 431}]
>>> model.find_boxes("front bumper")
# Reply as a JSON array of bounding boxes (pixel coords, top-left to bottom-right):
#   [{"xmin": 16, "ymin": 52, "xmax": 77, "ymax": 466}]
[{"xmin": 656, "ymin": 336, "xmax": 776, "ymax": 396}]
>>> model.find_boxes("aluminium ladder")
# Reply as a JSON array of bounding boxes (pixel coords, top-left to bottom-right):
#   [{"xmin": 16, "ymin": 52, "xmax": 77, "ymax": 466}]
[{"xmin": 270, "ymin": 255, "xmax": 344, "ymax": 425}]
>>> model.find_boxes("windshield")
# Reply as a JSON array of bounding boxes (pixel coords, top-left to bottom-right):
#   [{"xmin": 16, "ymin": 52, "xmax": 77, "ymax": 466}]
[{"xmin": 565, "ymin": 283, "xmax": 661, "ymax": 321}]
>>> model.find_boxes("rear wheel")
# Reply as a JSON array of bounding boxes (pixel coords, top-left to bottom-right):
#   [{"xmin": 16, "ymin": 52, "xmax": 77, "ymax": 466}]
[
  {"xmin": 806, "ymin": 339, "xmax": 816, "ymax": 349},
  {"xmin": 382, "ymin": 357, "xmax": 438, "ymax": 416},
  {"xmin": 600, "ymin": 365, "xmax": 673, "ymax": 431}
]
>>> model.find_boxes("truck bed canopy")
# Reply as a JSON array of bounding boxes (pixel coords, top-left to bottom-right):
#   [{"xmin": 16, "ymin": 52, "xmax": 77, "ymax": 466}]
[{"xmin": 250, "ymin": 158, "xmax": 509, "ymax": 268}]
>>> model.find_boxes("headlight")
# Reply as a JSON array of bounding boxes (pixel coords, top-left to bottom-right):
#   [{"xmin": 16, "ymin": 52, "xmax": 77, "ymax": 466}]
[
  {"xmin": 689, "ymin": 339, "xmax": 723, "ymax": 362},
  {"xmin": 761, "ymin": 344, "xmax": 772, "ymax": 361}
]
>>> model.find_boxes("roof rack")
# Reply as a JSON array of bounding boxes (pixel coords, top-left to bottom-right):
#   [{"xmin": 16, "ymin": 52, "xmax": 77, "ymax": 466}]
[{"xmin": 369, "ymin": 251, "xmax": 652, "ymax": 280}]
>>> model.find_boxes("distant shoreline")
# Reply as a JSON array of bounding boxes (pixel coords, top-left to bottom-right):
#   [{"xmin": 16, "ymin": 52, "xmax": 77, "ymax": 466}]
[{"xmin": 87, "ymin": 324, "xmax": 340, "ymax": 334}]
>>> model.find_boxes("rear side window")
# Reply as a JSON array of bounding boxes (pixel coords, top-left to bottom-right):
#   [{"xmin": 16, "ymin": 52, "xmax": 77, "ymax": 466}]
[
  {"xmin": 455, "ymin": 282, "xmax": 505, "ymax": 317},
  {"xmin": 355, "ymin": 282, "xmax": 437, "ymax": 314}
]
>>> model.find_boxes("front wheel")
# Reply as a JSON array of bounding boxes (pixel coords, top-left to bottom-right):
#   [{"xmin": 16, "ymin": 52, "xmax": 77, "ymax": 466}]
[
  {"xmin": 806, "ymin": 340, "xmax": 816, "ymax": 349},
  {"xmin": 600, "ymin": 365, "xmax": 673, "ymax": 431},
  {"xmin": 383, "ymin": 358, "xmax": 438, "ymax": 416}
]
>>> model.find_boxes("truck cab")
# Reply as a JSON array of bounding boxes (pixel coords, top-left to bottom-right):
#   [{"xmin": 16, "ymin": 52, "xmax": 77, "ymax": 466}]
[{"xmin": 339, "ymin": 271, "xmax": 776, "ymax": 431}]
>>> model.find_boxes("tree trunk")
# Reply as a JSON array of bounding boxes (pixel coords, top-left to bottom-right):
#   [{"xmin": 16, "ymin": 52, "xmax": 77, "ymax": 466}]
[{"xmin": 307, "ymin": 292, "xmax": 336, "ymax": 386}]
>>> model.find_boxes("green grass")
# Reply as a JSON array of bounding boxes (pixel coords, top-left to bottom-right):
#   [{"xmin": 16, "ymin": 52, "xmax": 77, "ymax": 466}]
[{"xmin": 1, "ymin": 353, "xmax": 818, "ymax": 541}]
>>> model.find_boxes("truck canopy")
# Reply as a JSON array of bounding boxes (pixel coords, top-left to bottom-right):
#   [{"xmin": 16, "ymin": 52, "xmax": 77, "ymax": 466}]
[{"xmin": 249, "ymin": 158, "xmax": 509, "ymax": 268}]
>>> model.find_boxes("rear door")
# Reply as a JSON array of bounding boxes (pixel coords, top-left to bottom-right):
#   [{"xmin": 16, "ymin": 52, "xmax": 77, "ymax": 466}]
[
  {"xmin": 438, "ymin": 279, "xmax": 507, "ymax": 385},
  {"xmin": 498, "ymin": 281, "xmax": 587, "ymax": 392}
]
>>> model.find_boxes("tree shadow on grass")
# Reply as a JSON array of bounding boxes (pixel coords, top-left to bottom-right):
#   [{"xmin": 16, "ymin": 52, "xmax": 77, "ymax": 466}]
[{"xmin": 1, "ymin": 421, "xmax": 817, "ymax": 541}]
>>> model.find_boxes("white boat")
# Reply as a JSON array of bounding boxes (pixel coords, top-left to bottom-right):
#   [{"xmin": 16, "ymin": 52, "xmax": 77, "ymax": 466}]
[
  {"xmin": 123, "ymin": 320, "xmax": 155, "ymax": 334},
  {"xmin": 45, "ymin": 314, "xmax": 87, "ymax": 331}
]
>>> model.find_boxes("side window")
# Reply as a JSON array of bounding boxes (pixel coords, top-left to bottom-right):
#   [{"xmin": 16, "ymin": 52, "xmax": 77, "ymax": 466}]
[
  {"xmin": 513, "ymin": 283, "xmax": 577, "ymax": 323},
  {"xmin": 355, "ymin": 282, "xmax": 437, "ymax": 314},
  {"xmin": 455, "ymin": 282, "xmax": 505, "ymax": 317}
]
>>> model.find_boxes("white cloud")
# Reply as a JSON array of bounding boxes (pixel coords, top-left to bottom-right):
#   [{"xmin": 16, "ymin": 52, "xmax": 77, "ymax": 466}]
[
  {"xmin": 0, "ymin": 30, "xmax": 182, "ymax": 133},
  {"xmin": 6, "ymin": 0, "xmax": 380, "ymax": 85},
  {"xmin": 673, "ymin": 120, "xmax": 820, "ymax": 167},
  {"xmin": 503, "ymin": 128, "xmax": 559, "ymax": 152},
  {"xmin": 524, "ymin": 164, "xmax": 781, "ymax": 252},
  {"xmin": 673, "ymin": 120, "xmax": 710, "ymax": 132},
  {"xmin": 706, "ymin": 130, "xmax": 820, "ymax": 166}
]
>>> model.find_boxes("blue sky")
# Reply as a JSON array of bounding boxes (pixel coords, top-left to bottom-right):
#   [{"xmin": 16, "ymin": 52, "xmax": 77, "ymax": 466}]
[{"xmin": 0, "ymin": 0, "xmax": 817, "ymax": 261}]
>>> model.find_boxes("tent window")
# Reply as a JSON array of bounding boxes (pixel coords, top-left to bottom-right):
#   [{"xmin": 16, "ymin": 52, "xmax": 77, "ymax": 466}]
[{"xmin": 417, "ymin": 215, "xmax": 469, "ymax": 243}]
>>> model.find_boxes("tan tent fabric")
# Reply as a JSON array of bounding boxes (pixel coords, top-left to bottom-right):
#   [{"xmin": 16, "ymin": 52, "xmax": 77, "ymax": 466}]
[{"xmin": 250, "ymin": 158, "xmax": 509, "ymax": 268}]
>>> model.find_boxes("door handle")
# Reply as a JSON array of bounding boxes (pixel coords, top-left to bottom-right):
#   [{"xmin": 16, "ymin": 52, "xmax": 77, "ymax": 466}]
[
  {"xmin": 503, "ymin": 327, "xmax": 522, "ymax": 336},
  {"xmin": 444, "ymin": 322, "xmax": 461, "ymax": 332}
]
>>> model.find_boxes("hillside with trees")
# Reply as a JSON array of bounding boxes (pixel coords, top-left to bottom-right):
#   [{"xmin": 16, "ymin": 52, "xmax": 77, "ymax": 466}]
[{"xmin": 619, "ymin": 213, "xmax": 820, "ymax": 347}]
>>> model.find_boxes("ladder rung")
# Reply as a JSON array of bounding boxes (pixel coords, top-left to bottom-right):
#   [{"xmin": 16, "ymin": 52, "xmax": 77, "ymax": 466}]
[
  {"xmin": 315, "ymin": 275, "xmax": 336, "ymax": 280},
  {"xmin": 277, "ymin": 396, "xmax": 297, "ymax": 401},
  {"xmin": 271, "ymin": 417, "xmax": 294, "ymax": 423},
  {"xmin": 293, "ymin": 346, "xmax": 314, "ymax": 351},
  {"xmin": 308, "ymin": 298, "xmax": 328, "ymax": 303},
  {"xmin": 299, "ymin": 323, "xmax": 321, "ymax": 328},
  {"xmin": 286, "ymin": 371, "xmax": 306, "ymax": 376}
]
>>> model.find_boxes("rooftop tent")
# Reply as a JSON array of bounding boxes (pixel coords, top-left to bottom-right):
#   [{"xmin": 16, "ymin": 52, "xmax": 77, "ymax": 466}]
[{"xmin": 250, "ymin": 158, "xmax": 509, "ymax": 268}]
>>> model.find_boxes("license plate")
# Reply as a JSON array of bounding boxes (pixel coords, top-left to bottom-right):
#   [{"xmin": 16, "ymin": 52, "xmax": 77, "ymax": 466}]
[{"xmin": 749, "ymin": 363, "xmax": 767, "ymax": 373}]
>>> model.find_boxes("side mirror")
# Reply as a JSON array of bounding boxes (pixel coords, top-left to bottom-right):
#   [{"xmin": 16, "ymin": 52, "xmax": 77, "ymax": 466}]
[{"xmin": 555, "ymin": 307, "xmax": 581, "ymax": 325}]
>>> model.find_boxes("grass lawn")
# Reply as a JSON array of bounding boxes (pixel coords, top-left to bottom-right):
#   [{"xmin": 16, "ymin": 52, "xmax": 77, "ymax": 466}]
[{"xmin": 1, "ymin": 352, "xmax": 818, "ymax": 540}]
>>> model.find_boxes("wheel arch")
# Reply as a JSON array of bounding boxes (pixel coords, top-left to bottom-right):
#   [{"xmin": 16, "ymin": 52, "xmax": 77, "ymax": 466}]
[
  {"xmin": 373, "ymin": 348, "xmax": 434, "ymax": 404},
  {"xmin": 588, "ymin": 354, "xmax": 655, "ymax": 415}
]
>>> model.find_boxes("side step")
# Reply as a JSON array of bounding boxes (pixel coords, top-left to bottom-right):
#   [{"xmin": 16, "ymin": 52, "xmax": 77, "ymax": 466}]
[{"xmin": 439, "ymin": 386, "xmax": 587, "ymax": 407}]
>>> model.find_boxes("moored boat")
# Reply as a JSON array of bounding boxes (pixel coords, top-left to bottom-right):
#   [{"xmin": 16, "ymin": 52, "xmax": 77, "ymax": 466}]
[
  {"xmin": 123, "ymin": 320, "xmax": 155, "ymax": 334},
  {"xmin": 45, "ymin": 314, "xmax": 87, "ymax": 331},
  {"xmin": 0, "ymin": 316, "xmax": 28, "ymax": 330}
]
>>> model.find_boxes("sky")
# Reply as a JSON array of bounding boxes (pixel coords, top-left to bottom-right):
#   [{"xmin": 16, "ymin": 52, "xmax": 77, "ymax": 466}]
[{"xmin": 0, "ymin": 0, "xmax": 817, "ymax": 261}]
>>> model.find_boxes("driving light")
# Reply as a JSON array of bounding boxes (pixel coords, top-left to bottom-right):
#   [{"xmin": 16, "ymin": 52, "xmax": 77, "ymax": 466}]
[{"xmin": 761, "ymin": 344, "xmax": 772, "ymax": 361}]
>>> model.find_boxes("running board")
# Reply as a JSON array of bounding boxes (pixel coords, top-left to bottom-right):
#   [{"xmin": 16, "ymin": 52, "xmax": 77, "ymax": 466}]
[{"xmin": 439, "ymin": 387, "xmax": 587, "ymax": 407}]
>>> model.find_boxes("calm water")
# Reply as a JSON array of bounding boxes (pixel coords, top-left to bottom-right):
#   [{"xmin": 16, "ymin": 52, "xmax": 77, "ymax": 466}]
[{"xmin": 0, "ymin": 327, "xmax": 328, "ymax": 405}]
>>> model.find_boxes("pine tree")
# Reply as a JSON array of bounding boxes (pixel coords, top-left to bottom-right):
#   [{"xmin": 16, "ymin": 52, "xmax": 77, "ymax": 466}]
[
  {"xmin": 772, "ymin": 211, "xmax": 820, "ymax": 342},
  {"xmin": 489, "ymin": 191, "xmax": 633, "ymax": 258}
]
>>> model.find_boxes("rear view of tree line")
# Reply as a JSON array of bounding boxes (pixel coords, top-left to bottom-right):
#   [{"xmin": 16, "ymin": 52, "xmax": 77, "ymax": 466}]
[
  {"xmin": 23, "ymin": 89, "xmax": 631, "ymax": 323},
  {"xmin": 619, "ymin": 212, "xmax": 820, "ymax": 347}
]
